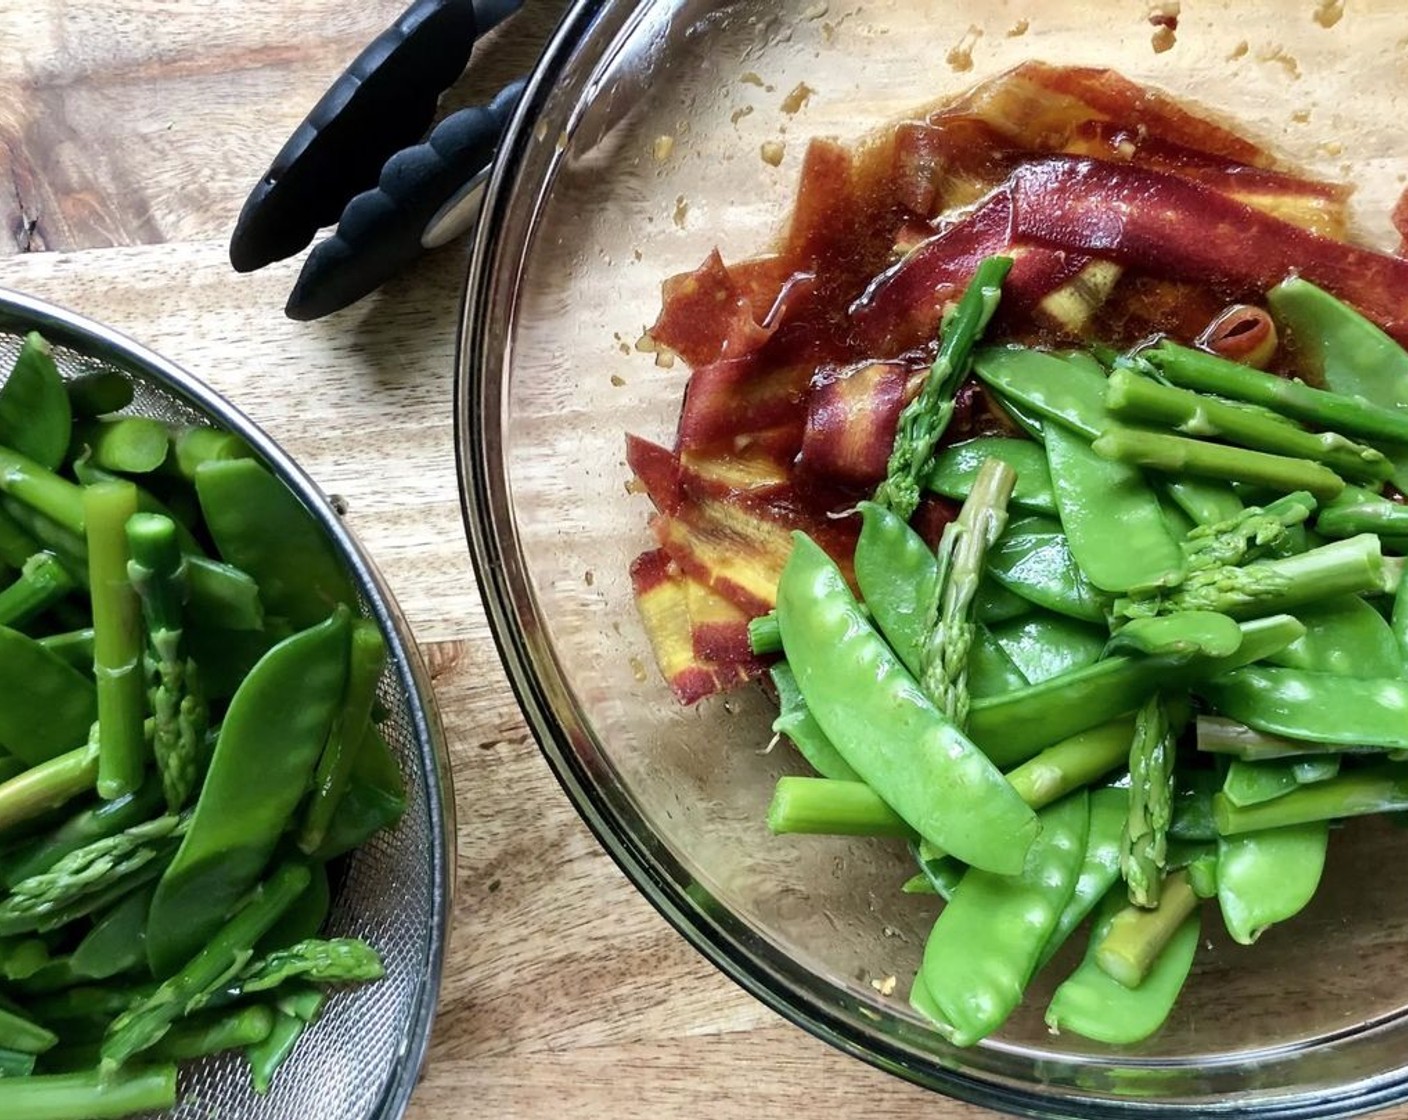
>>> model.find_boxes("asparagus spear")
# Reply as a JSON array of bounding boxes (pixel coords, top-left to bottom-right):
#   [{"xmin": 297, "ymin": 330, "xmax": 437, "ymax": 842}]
[
  {"xmin": 0, "ymin": 737, "xmax": 99, "ymax": 835},
  {"xmin": 0, "ymin": 1065, "xmax": 178, "ymax": 1119},
  {"xmin": 126, "ymin": 513, "xmax": 206, "ymax": 811},
  {"xmin": 873, "ymin": 256, "xmax": 1013, "ymax": 520},
  {"xmin": 0, "ymin": 1004, "xmax": 58, "ymax": 1054},
  {"xmin": 1096, "ymin": 869, "xmax": 1200, "ymax": 988},
  {"xmin": 299, "ymin": 620, "xmax": 385, "ymax": 853},
  {"xmin": 768, "ymin": 718, "xmax": 1132, "ymax": 839},
  {"xmin": 1180, "ymin": 492, "xmax": 1316, "ymax": 573},
  {"xmin": 1092, "ymin": 425, "xmax": 1345, "ymax": 500},
  {"xmin": 919, "ymin": 458, "xmax": 1018, "ymax": 725},
  {"xmin": 0, "ymin": 443, "xmax": 85, "ymax": 536},
  {"xmin": 0, "ymin": 504, "xmax": 41, "ymax": 570},
  {"xmin": 101, "ymin": 860, "xmax": 311, "ymax": 1070},
  {"xmin": 1117, "ymin": 534, "xmax": 1382, "ymax": 621},
  {"xmin": 1121, "ymin": 695, "xmax": 1175, "ymax": 908},
  {"xmin": 83, "ymin": 482, "xmax": 146, "ymax": 800},
  {"xmin": 248, "ymin": 987, "xmax": 325, "ymax": 1095},
  {"xmin": 147, "ymin": 1005, "xmax": 274, "ymax": 1061},
  {"xmin": 1148, "ymin": 340, "xmax": 1408, "ymax": 445},
  {"xmin": 0, "ymin": 552, "xmax": 75, "ymax": 629},
  {"xmin": 1213, "ymin": 766, "xmax": 1408, "ymax": 834},
  {"xmin": 0, "ymin": 816, "xmax": 186, "ymax": 936},
  {"xmin": 1104, "ymin": 367, "xmax": 1392, "ymax": 482},
  {"xmin": 234, "ymin": 937, "xmax": 384, "ymax": 993}
]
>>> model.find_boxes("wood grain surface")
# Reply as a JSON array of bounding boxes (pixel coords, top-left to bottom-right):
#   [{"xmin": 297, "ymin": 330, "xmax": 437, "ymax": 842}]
[
  {"xmin": 2, "ymin": 2, "xmax": 1405, "ymax": 1119},
  {"xmin": 0, "ymin": 1, "xmax": 960, "ymax": 1117}
]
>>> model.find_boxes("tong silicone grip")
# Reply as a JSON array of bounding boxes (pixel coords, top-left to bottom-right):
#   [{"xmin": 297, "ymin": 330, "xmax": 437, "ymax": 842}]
[
  {"xmin": 284, "ymin": 79, "xmax": 525, "ymax": 321},
  {"xmin": 230, "ymin": 0, "xmax": 487, "ymax": 273}
]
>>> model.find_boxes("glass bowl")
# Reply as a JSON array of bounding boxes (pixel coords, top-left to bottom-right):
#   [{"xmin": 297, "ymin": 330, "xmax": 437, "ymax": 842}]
[
  {"xmin": 0, "ymin": 288, "xmax": 453, "ymax": 1120},
  {"xmin": 456, "ymin": 2, "xmax": 1408, "ymax": 1115}
]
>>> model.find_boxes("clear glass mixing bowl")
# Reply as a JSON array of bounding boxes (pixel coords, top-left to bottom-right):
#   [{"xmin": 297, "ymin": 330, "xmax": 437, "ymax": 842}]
[{"xmin": 456, "ymin": 1, "xmax": 1408, "ymax": 1114}]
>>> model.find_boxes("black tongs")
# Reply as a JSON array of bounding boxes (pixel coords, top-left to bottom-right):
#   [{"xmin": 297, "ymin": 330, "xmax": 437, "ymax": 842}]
[{"xmin": 230, "ymin": 0, "xmax": 525, "ymax": 320}]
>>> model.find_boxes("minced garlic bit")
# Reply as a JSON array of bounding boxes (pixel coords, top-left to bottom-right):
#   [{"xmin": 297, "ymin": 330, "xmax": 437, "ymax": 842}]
[
  {"xmin": 870, "ymin": 975, "xmax": 898, "ymax": 996},
  {"xmin": 731, "ymin": 105, "xmax": 755, "ymax": 126},
  {"xmin": 946, "ymin": 25, "xmax": 982, "ymax": 72},
  {"xmin": 653, "ymin": 134, "xmax": 676, "ymax": 161},
  {"xmin": 1151, "ymin": 24, "xmax": 1176, "ymax": 53},
  {"xmin": 1006, "ymin": 17, "xmax": 1029, "ymax": 37},
  {"xmin": 740, "ymin": 71, "xmax": 766, "ymax": 87},
  {"xmin": 673, "ymin": 195, "xmax": 689, "ymax": 227},
  {"xmin": 780, "ymin": 82, "xmax": 813, "ymax": 115},
  {"xmin": 1314, "ymin": 0, "xmax": 1343, "ymax": 29},
  {"xmin": 760, "ymin": 140, "xmax": 786, "ymax": 166}
]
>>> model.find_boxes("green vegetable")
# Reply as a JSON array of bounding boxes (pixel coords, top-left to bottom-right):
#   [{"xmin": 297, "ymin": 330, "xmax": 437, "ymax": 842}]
[
  {"xmin": 989, "ymin": 612, "xmax": 1106, "ymax": 684},
  {"xmin": 1095, "ymin": 870, "xmax": 1200, "ymax": 988},
  {"xmin": 1037, "ymin": 787, "xmax": 1129, "ymax": 972},
  {"xmin": 145, "ymin": 609, "xmax": 350, "ymax": 977},
  {"xmin": 766, "ymin": 777, "xmax": 910, "ymax": 839},
  {"xmin": 83, "ymin": 482, "xmax": 146, "ymax": 800},
  {"xmin": 853, "ymin": 502, "xmax": 936, "ymax": 677},
  {"xmin": 985, "ymin": 516, "xmax": 1110, "ymax": 623},
  {"xmin": 1199, "ymin": 668, "xmax": 1408, "ymax": 749},
  {"xmin": 247, "ymin": 987, "xmax": 324, "ymax": 1094},
  {"xmin": 768, "ymin": 664, "xmax": 860, "ymax": 782},
  {"xmin": 972, "ymin": 345, "xmax": 1108, "ymax": 439},
  {"xmin": 926, "ymin": 437, "xmax": 1056, "ymax": 514},
  {"xmin": 0, "ymin": 1065, "xmax": 177, "ymax": 1119},
  {"xmin": 195, "ymin": 459, "xmax": 356, "ymax": 629},
  {"xmin": 775, "ymin": 533, "xmax": 1037, "ymax": 874},
  {"xmin": 874, "ymin": 256, "xmax": 1012, "ymax": 520},
  {"xmin": 1104, "ymin": 366, "xmax": 1391, "ymax": 483},
  {"xmin": 913, "ymin": 793, "xmax": 1088, "ymax": 1045},
  {"xmin": 1122, "ymin": 696, "xmax": 1175, "ymax": 908},
  {"xmin": 1105, "ymin": 612, "xmax": 1242, "ymax": 661},
  {"xmin": 0, "ymin": 740, "xmax": 99, "ymax": 837},
  {"xmin": 1148, "ymin": 340, "xmax": 1408, "ymax": 446},
  {"xmin": 0, "ymin": 553, "xmax": 75, "ymax": 630},
  {"xmin": 72, "ymin": 418, "xmax": 170, "ymax": 475},
  {"xmin": 918, "ymin": 457, "xmax": 1016, "ymax": 724},
  {"xmin": 1217, "ymin": 822, "xmax": 1329, "ymax": 944},
  {"xmin": 1047, "ymin": 420, "xmax": 1185, "ymax": 593},
  {"xmin": 235, "ymin": 937, "xmax": 384, "ymax": 993},
  {"xmin": 0, "ymin": 627, "xmax": 95, "ymax": 767},
  {"xmin": 1222, "ymin": 759, "xmax": 1298, "ymax": 808},
  {"xmin": 102, "ymin": 860, "xmax": 311, "ymax": 1070},
  {"xmin": 1214, "ymin": 766, "xmax": 1408, "ymax": 834},
  {"xmin": 0, "ymin": 335, "xmax": 70, "ymax": 472},
  {"xmin": 125, "ymin": 514, "xmax": 206, "ymax": 811},
  {"xmin": 1045, "ymin": 888, "xmax": 1199, "ymax": 1045},
  {"xmin": 1093, "ymin": 424, "xmax": 1345, "ymax": 500}
]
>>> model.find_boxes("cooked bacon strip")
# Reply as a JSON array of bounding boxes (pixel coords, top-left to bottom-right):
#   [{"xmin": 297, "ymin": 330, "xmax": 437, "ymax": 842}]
[
  {"xmin": 955, "ymin": 62, "xmax": 1270, "ymax": 167},
  {"xmin": 630, "ymin": 550, "xmax": 758, "ymax": 704},
  {"xmin": 1009, "ymin": 157, "xmax": 1408, "ymax": 345},
  {"xmin": 798, "ymin": 361, "xmax": 916, "ymax": 487}
]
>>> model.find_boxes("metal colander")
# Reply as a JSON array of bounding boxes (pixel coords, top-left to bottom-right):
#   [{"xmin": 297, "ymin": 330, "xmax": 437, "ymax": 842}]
[{"xmin": 0, "ymin": 288, "xmax": 453, "ymax": 1120}]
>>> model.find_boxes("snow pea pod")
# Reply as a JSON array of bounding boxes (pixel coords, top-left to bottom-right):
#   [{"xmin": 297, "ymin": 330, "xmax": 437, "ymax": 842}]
[
  {"xmin": 0, "ymin": 333, "xmax": 70, "ymax": 472},
  {"xmin": 1037, "ymin": 786, "xmax": 1130, "ymax": 973},
  {"xmin": 307, "ymin": 724, "xmax": 406, "ymax": 862},
  {"xmin": 1267, "ymin": 276, "xmax": 1408, "ymax": 489},
  {"xmin": 776, "ymin": 533, "xmax": 1038, "ymax": 875},
  {"xmin": 986, "ymin": 515, "xmax": 1110, "ymax": 623},
  {"xmin": 1222, "ymin": 759, "xmax": 1298, "ymax": 807},
  {"xmin": 1044, "ymin": 887, "xmax": 1200, "ymax": 1045},
  {"xmin": 1268, "ymin": 595, "xmax": 1403, "ymax": 678},
  {"xmin": 769, "ymin": 663, "xmax": 861, "ymax": 782},
  {"xmin": 853, "ymin": 501, "xmax": 935, "ymax": 677},
  {"xmin": 972, "ymin": 346, "xmax": 1108, "ymax": 438},
  {"xmin": 914, "ymin": 792, "xmax": 1088, "ymax": 1045},
  {"xmin": 195, "ymin": 459, "xmax": 356, "ymax": 630},
  {"xmin": 146, "ymin": 607, "xmax": 351, "ymax": 977},
  {"xmin": 1217, "ymin": 821, "xmax": 1328, "ymax": 944},
  {"xmin": 1199, "ymin": 667, "xmax": 1408, "ymax": 748},
  {"xmin": 70, "ymin": 881, "xmax": 157, "ymax": 980},
  {"xmin": 974, "ymin": 577, "xmax": 1034, "ymax": 624},
  {"xmin": 1214, "ymin": 765, "xmax": 1408, "ymax": 834},
  {"xmin": 1106, "ymin": 612, "xmax": 1242, "ymax": 662},
  {"xmin": 968, "ymin": 624, "xmax": 1028, "ymax": 698},
  {"xmin": 1162, "ymin": 478, "xmax": 1244, "ymax": 527},
  {"xmin": 989, "ymin": 612, "xmax": 1106, "ymax": 684},
  {"xmin": 1293, "ymin": 756, "xmax": 1341, "ymax": 784},
  {"xmin": 970, "ymin": 614, "xmax": 1305, "ymax": 766},
  {"xmin": 926, "ymin": 437, "xmax": 1055, "ymax": 515},
  {"xmin": 0, "ymin": 626, "xmax": 95, "ymax": 766},
  {"xmin": 1046, "ymin": 420, "xmax": 1185, "ymax": 594}
]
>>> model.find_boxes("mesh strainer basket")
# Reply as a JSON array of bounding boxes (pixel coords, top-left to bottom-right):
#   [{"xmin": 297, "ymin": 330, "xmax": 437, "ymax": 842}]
[{"xmin": 0, "ymin": 287, "xmax": 453, "ymax": 1120}]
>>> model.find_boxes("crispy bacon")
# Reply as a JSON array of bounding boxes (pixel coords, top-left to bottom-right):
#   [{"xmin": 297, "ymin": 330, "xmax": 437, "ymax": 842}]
[{"xmin": 1008, "ymin": 156, "xmax": 1408, "ymax": 345}]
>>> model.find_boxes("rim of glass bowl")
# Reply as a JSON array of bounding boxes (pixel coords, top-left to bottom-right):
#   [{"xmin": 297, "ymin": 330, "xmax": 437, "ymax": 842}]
[
  {"xmin": 454, "ymin": 3, "xmax": 1408, "ymax": 1116},
  {"xmin": 0, "ymin": 286, "xmax": 455, "ymax": 1120}
]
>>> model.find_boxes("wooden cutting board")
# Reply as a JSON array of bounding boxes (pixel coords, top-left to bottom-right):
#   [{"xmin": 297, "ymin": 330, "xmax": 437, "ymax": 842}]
[
  {"xmin": 0, "ymin": 1, "xmax": 974, "ymax": 1117},
  {"xmin": 4, "ymin": 2, "xmax": 1405, "ymax": 1118}
]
